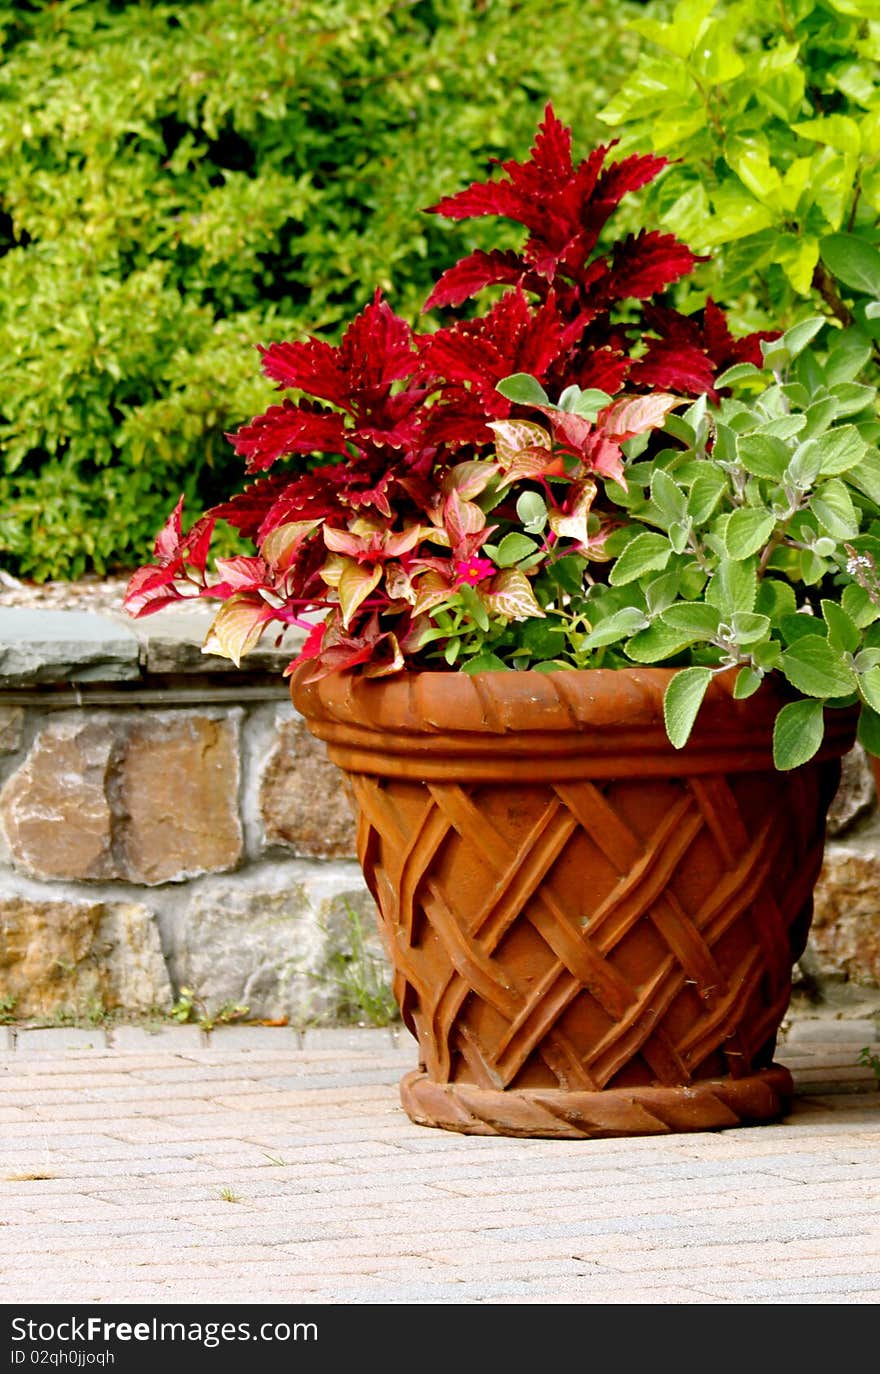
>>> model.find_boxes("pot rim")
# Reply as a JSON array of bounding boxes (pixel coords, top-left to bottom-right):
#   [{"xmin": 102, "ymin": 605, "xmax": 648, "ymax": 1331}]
[{"xmin": 289, "ymin": 664, "xmax": 858, "ymax": 781}]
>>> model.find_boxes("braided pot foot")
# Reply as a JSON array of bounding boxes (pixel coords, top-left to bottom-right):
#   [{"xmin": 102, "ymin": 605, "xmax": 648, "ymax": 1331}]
[
  {"xmin": 400, "ymin": 1065, "xmax": 794, "ymax": 1138},
  {"xmin": 292, "ymin": 666, "xmax": 857, "ymax": 1140}
]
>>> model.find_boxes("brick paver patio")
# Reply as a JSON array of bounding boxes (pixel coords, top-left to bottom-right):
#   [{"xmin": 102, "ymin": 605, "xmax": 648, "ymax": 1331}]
[{"xmin": 1, "ymin": 1013, "xmax": 878, "ymax": 1305}]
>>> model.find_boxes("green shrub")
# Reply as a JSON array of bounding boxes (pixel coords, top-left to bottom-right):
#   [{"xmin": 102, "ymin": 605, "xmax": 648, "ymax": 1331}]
[
  {"xmin": 598, "ymin": 0, "xmax": 880, "ymax": 342},
  {"xmin": 0, "ymin": 0, "xmax": 642, "ymax": 580}
]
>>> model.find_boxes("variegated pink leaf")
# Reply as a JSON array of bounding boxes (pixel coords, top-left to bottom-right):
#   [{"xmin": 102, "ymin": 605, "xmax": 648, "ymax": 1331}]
[
  {"xmin": 442, "ymin": 460, "xmax": 499, "ymax": 501},
  {"xmin": 547, "ymin": 480, "xmax": 597, "ymax": 545},
  {"xmin": 488, "ymin": 419, "xmax": 552, "ymax": 466},
  {"xmin": 444, "ymin": 490, "xmax": 486, "ymax": 546},
  {"xmin": 259, "ymin": 519, "xmax": 322, "ymax": 571},
  {"xmin": 411, "ymin": 569, "xmax": 455, "ymax": 617},
  {"xmin": 597, "ymin": 391, "xmax": 683, "ymax": 441},
  {"xmin": 484, "ymin": 568, "xmax": 545, "ymax": 621},
  {"xmin": 202, "ymin": 594, "xmax": 277, "ymax": 667},
  {"xmin": 338, "ymin": 561, "xmax": 383, "ymax": 628},
  {"xmin": 495, "ymin": 447, "xmax": 568, "ymax": 488}
]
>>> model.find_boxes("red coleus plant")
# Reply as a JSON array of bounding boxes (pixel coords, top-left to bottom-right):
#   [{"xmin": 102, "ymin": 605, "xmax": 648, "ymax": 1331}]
[{"xmin": 124, "ymin": 103, "xmax": 770, "ymax": 679}]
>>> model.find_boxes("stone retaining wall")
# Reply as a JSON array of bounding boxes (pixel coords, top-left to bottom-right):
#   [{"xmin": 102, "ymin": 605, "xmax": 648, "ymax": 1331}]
[
  {"xmin": 0, "ymin": 600, "xmax": 878, "ymax": 1028},
  {"xmin": 0, "ymin": 602, "xmax": 378, "ymax": 1027}
]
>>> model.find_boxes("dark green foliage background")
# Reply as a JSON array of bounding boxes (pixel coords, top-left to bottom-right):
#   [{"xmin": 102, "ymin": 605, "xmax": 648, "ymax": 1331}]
[{"xmin": 0, "ymin": 0, "xmax": 644, "ymax": 580}]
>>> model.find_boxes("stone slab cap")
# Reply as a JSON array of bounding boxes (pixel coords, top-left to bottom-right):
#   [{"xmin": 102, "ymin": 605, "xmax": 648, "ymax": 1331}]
[
  {"xmin": 110, "ymin": 603, "xmax": 307, "ymax": 674},
  {"xmin": 0, "ymin": 608, "xmax": 141, "ymax": 685}
]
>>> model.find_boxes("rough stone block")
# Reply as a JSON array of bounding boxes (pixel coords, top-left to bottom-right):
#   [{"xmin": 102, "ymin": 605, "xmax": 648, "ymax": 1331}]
[
  {"xmin": 0, "ymin": 893, "xmax": 172, "ymax": 1018},
  {"xmin": 174, "ymin": 863, "xmax": 390, "ymax": 1026},
  {"xmin": 826, "ymin": 743, "xmax": 876, "ymax": 837},
  {"xmin": 118, "ymin": 714, "xmax": 243, "ymax": 883},
  {"xmin": 258, "ymin": 716, "xmax": 357, "ymax": 858},
  {"xmin": 0, "ymin": 707, "xmax": 23, "ymax": 754},
  {"xmin": 0, "ymin": 608, "xmax": 140, "ymax": 684},
  {"xmin": 0, "ymin": 712, "xmax": 243, "ymax": 884},
  {"xmin": 0, "ymin": 717, "xmax": 116, "ymax": 879},
  {"xmin": 812, "ymin": 827, "xmax": 880, "ymax": 986}
]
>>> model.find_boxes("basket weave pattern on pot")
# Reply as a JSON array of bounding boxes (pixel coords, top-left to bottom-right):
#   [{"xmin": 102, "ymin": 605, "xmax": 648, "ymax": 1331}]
[{"xmin": 291, "ymin": 668, "xmax": 853, "ymax": 1138}]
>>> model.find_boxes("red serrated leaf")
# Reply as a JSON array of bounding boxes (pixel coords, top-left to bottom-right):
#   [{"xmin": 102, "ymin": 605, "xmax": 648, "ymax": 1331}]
[
  {"xmin": 259, "ymin": 337, "xmax": 348, "ymax": 405},
  {"xmin": 424, "ymin": 178, "xmax": 535, "ymax": 226},
  {"xmin": 422, "ymin": 290, "xmax": 566, "ymax": 401},
  {"xmin": 338, "ymin": 290, "xmax": 420, "ymax": 392},
  {"xmin": 419, "ymin": 391, "xmax": 494, "ymax": 449},
  {"xmin": 606, "ymin": 230, "xmax": 702, "ymax": 302},
  {"xmin": 258, "ymin": 291, "xmax": 418, "ymax": 405},
  {"xmin": 227, "ymin": 401, "xmax": 348, "ymax": 473},
  {"xmin": 701, "ymin": 296, "xmax": 736, "ymax": 360},
  {"xmin": 593, "ymin": 152, "xmax": 670, "ymax": 213},
  {"xmin": 628, "ymin": 339, "xmax": 716, "ymax": 396},
  {"xmin": 702, "ymin": 296, "xmax": 778, "ymax": 369},
  {"xmin": 423, "ymin": 249, "xmax": 525, "ymax": 311},
  {"xmin": 528, "ymin": 103, "xmax": 574, "ymax": 182},
  {"xmin": 571, "ymin": 347, "xmax": 632, "ymax": 395},
  {"xmin": 423, "ymin": 106, "xmax": 613, "ymax": 283},
  {"xmin": 336, "ymin": 468, "xmax": 394, "ymax": 518},
  {"xmin": 123, "ymin": 565, "xmax": 186, "ymax": 617},
  {"xmin": 633, "ymin": 300, "xmax": 765, "ymax": 389},
  {"xmin": 351, "ymin": 414, "xmax": 423, "ymax": 451},
  {"xmin": 208, "ymin": 475, "xmax": 298, "ymax": 538}
]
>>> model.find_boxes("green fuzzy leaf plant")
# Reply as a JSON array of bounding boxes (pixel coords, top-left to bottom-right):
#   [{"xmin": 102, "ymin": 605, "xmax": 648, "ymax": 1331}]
[{"xmin": 502, "ymin": 313, "xmax": 880, "ymax": 769}]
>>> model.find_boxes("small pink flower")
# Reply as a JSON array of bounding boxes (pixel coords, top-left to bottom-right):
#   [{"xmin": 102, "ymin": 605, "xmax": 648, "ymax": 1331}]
[{"xmin": 453, "ymin": 556, "xmax": 495, "ymax": 587}]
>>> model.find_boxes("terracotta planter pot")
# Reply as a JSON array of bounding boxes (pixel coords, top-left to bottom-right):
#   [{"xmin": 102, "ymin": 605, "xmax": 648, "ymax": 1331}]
[{"xmin": 291, "ymin": 666, "xmax": 856, "ymax": 1140}]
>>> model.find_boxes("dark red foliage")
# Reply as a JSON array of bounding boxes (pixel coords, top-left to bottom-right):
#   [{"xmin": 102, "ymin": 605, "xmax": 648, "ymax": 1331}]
[
  {"xmin": 423, "ymin": 249, "xmax": 528, "ymax": 311},
  {"xmin": 228, "ymin": 401, "xmax": 348, "ymax": 474},
  {"xmin": 424, "ymin": 106, "xmax": 673, "ymax": 287},
  {"xmin": 628, "ymin": 338, "xmax": 718, "ymax": 396},
  {"xmin": 701, "ymin": 296, "xmax": 778, "ymax": 371},
  {"xmin": 419, "ymin": 103, "xmax": 771, "ymax": 410},
  {"xmin": 421, "ymin": 291, "xmax": 572, "ymax": 422},
  {"xmin": 126, "ymin": 102, "xmax": 771, "ymax": 675},
  {"xmin": 258, "ymin": 290, "xmax": 418, "ymax": 404},
  {"xmin": 604, "ymin": 230, "xmax": 702, "ymax": 303}
]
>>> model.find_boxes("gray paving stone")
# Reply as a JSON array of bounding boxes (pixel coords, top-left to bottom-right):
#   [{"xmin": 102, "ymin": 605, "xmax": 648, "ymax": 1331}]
[
  {"xmin": 12, "ymin": 1028, "xmax": 110, "ymax": 1053},
  {"xmin": 200, "ymin": 1025, "xmax": 306, "ymax": 1051},
  {"xmin": 301, "ymin": 1025, "xmax": 409, "ymax": 1053},
  {"xmin": 104, "ymin": 1023, "xmax": 211, "ymax": 1051}
]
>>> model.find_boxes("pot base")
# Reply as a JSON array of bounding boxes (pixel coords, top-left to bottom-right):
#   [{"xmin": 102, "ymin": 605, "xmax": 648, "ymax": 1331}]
[{"xmin": 399, "ymin": 1066, "xmax": 794, "ymax": 1139}]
